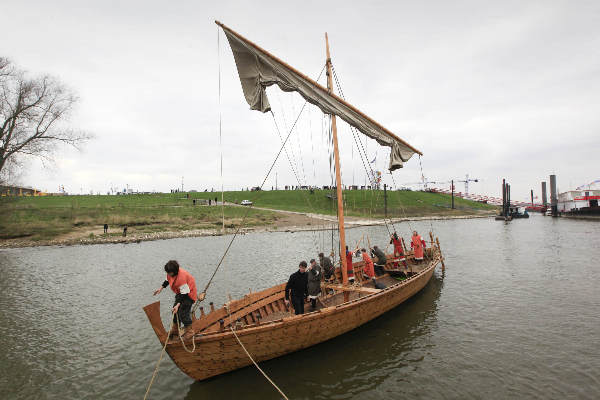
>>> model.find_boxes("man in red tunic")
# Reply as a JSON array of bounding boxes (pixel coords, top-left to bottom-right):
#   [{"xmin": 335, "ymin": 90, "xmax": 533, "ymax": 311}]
[
  {"xmin": 411, "ymin": 231, "xmax": 424, "ymax": 262},
  {"xmin": 390, "ymin": 232, "xmax": 408, "ymax": 269},
  {"xmin": 153, "ymin": 260, "xmax": 198, "ymax": 338},
  {"xmin": 345, "ymin": 246, "xmax": 355, "ymax": 283},
  {"xmin": 361, "ymin": 248, "xmax": 375, "ymax": 279}
]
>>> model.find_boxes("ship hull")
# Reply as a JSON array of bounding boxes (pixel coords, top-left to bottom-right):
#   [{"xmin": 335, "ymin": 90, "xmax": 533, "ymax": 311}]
[{"xmin": 144, "ymin": 252, "xmax": 441, "ymax": 381}]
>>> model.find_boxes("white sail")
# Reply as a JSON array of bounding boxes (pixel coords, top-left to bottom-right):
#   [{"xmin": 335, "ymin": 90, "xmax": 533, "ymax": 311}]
[{"xmin": 218, "ymin": 21, "xmax": 422, "ymax": 171}]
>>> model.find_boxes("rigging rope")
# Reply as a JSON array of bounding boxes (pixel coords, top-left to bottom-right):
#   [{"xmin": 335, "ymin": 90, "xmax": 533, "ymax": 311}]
[
  {"xmin": 418, "ymin": 154, "xmax": 436, "ymax": 235},
  {"xmin": 330, "ymin": 65, "xmax": 393, "ymax": 237},
  {"xmin": 268, "ymin": 65, "xmax": 329, "ymax": 254},
  {"xmin": 194, "ymin": 66, "xmax": 326, "ymax": 309},
  {"xmin": 218, "ymin": 26, "xmax": 225, "ymax": 230},
  {"xmin": 274, "ymin": 92, "xmax": 303, "ymax": 184}
]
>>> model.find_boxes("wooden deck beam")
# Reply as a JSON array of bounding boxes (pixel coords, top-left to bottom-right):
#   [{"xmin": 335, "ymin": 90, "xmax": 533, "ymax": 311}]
[{"xmin": 322, "ymin": 283, "xmax": 380, "ymax": 294}]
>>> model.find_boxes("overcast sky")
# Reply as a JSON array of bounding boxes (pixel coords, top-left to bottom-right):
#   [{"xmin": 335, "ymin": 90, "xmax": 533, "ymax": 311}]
[{"xmin": 3, "ymin": 0, "xmax": 599, "ymax": 201}]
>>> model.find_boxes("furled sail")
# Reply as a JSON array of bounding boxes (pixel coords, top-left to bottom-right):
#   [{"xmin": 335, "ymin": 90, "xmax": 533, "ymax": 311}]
[{"xmin": 217, "ymin": 21, "xmax": 422, "ymax": 171}]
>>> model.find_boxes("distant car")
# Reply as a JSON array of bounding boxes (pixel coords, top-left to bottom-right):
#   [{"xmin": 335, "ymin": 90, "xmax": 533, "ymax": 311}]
[{"xmin": 241, "ymin": 200, "xmax": 253, "ymax": 206}]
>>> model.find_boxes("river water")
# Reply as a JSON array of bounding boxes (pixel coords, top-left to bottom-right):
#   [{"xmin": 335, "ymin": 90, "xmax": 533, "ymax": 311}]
[{"xmin": 0, "ymin": 215, "xmax": 599, "ymax": 399}]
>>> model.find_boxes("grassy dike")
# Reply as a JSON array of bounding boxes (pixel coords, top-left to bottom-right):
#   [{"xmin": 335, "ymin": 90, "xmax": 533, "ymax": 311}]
[
  {"xmin": 0, "ymin": 193, "xmax": 278, "ymax": 241},
  {"xmin": 211, "ymin": 189, "xmax": 496, "ymax": 217},
  {"xmin": 0, "ymin": 190, "xmax": 496, "ymax": 243}
]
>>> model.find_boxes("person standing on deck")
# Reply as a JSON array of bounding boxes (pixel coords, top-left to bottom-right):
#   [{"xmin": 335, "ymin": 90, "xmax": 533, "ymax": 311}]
[
  {"xmin": 307, "ymin": 259, "xmax": 321, "ymax": 311},
  {"xmin": 372, "ymin": 245, "xmax": 386, "ymax": 276},
  {"xmin": 345, "ymin": 246, "xmax": 355, "ymax": 283},
  {"xmin": 361, "ymin": 249, "xmax": 375, "ymax": 279},
  {"xmin": 411, "ymin": 231, "xmax": 424, "ymax": 262},
  {"xmin": 153, "ymin": 260, "xmax": 198, "ymax": 338},
  {"xmin": 285, "ymin": 261, "xmax": 308, "ymax": 315},
  {"xmin": 390, "ymin": 232, "xmax": 408, "ymax": 270},
  {"xmin": 319, "ymin": 252, "xmax": 334, "ymax": 281}
]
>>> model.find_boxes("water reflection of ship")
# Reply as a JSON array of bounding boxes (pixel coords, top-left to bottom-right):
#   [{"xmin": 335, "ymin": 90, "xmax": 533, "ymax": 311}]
[{"xmin": 184, "ymin": 271, "xmax": 445, "ymax": 400}]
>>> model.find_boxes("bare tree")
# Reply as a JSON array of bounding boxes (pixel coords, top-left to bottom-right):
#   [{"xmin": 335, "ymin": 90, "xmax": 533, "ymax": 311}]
[{"xmin": 0, "ymin": 57, "xmax": 90, "ymax": 184}]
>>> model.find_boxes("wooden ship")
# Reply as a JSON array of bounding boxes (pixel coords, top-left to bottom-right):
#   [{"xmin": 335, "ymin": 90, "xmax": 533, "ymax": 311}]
[{"xmin": 143, "ymin": 21, "xmax": 445, "ymax": 381}]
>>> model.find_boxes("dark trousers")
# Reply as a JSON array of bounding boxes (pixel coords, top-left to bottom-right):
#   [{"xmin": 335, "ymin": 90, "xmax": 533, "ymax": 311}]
[
  {"xmin": 291, "ymin": 296, "xmax": 305, "ymax": 315},
  {"xmin": 173, "ymin": 295, "xmax": 194, "ymax": 327},
  {"xmin": 374, "ymin": 264, "xmax": 385, "ymax": 276}
]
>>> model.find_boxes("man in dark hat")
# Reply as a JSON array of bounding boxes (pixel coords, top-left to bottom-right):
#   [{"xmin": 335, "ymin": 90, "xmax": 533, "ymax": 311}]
[
  {"xmin": 319, "ymin": 252, "xmax": 335, "ymax": 281},
  {"xmin": 372, "ymin": 245, "xmax": 386, "ymax": 276},
  {"xmin": 285, "ymin": 261, "xmax": 308, "ymax": 315}
]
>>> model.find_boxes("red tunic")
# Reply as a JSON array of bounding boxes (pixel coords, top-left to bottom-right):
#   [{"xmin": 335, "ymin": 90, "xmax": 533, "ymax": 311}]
[
  {"xmin": 411, "ymin": 235, "xmax": 424, "ymax": 260},
  {"xmin": 361, "ymin": 252, "xmax": 375, "ymax": 278},
  {"xmin": 346, "ymin": 251, "xmax": 354, "ymax": 279},
  {"xmin": 392, "ymin": 238, "xmax": 405, "ymax": 261},
  {"xmin": 166, "ymin": 267, "xmax": 198, "ymax": 301}
]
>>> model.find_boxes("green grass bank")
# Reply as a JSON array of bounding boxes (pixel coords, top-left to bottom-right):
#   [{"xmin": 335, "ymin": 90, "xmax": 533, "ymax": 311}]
[
  {"xmin": 0, "ymin": 190, "xmax": 495, "ymax": 242},
  {"xmin": 212, "ymin": 189, "xmax": 495, "ymax": 217}
]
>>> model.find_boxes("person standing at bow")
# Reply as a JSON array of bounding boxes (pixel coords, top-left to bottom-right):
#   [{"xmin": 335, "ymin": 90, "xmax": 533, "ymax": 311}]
[
  {"xmin": 411, "ymin": 231, "xmax": 424, "ymax": 262},
  {"xmin": 153, "ymin": 260, "xmax": 198, "ymax": 338},
  {"xmin": 285, "ymin": 261, "xmax": 309, "ymax": 315}
]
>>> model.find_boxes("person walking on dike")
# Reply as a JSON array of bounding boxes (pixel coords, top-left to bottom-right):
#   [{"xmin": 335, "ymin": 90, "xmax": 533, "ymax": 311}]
[
  {"xmin": 319, "ymin": 252, "xmax": 334, "ymax": 282},
  {"xmin": 390, "ymin": 232, "xmax": 408, "ymax": 270},
  {"xmin": 153, "ymin": 260, "xmax": 198, "ymax": 339},
  {"xmin": 103, "ymin": 223, "xmax": 108, "ymax": 234},
  {"xmin": 307, "ymin": 259, "xmax": 321, "ymax": 310},
  {"xmin": 372, "ymin": 245, "xmax": 386, "ymax": 276},
  {"xmin": 361, "ymin": 248, "xmax": 375, "ymax": 279},
  {"xmin": 285, "ymin": 261, "xmax": 308, "ymax": 315},
  {"xmin": 411, "ymin": 231, "xmax": 424, "ymax": 262}
]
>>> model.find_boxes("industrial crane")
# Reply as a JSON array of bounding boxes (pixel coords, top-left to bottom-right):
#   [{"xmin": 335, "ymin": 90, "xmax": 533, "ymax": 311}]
[
  {"xmin": 455, "ymin": 174, "xmax": 479, "ymax": 196},
  {"xmin": 398, "ymin": 174, "xmax": 479, "ymax": 195}
]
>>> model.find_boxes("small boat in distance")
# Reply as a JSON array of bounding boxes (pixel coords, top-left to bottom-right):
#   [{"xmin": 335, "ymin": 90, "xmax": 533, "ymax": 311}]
[{"xmin": 143, "ymin": 21, "xmax": 444, "ymax": 381}]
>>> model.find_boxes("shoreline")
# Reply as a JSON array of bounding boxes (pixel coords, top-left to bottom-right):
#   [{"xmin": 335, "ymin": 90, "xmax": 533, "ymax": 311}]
[{"xmin": 0, "ymin": 212, "xmax": 493, "ymax": 249}]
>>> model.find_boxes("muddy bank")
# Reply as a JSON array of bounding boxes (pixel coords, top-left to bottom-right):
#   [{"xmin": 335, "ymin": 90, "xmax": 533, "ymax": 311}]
[{"xmin": 0, "ymin": 210, "xmax": 493, "ymax": 249}]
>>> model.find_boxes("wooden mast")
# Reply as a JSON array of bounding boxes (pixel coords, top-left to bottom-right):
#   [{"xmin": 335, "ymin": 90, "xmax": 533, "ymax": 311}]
[{"xmin": 325, "ymin": 33, "xmax": 348, "ymax": 285}]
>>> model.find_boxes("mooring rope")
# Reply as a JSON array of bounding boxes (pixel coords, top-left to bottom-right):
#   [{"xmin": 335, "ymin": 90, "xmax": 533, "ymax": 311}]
[
  {"xmin": 143, "ymin": 312, "xmax": 175, "ymax": 400},
  {"xmin": 143, "ymin": 310, "xmax": 200, "ymax": 399},
  {"xmin": 229, "ymin": 327, "xmax": 289, "ymax": 399},
  {"xmin": 175, "ymin": 312, "xmax": 197, "ymax": 354},
  {"xmin": 225, "ymin": 303, "xmax": 289, "ymax": 400}
]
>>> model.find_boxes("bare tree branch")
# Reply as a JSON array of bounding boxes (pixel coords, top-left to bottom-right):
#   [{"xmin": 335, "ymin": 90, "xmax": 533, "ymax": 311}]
[{"xmin": 0, "ymin": 57, "xmax": 91, "ymax": 181}]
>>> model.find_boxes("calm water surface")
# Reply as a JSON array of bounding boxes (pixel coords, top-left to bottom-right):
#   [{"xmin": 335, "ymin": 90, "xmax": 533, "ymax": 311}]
[{"xmin": 1, "ymin": 216, "xmax": 599, "ymax": 399}]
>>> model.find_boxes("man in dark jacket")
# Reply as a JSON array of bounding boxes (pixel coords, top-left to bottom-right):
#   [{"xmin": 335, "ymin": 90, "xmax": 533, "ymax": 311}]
[
  {"xmin": 307, "ymin": 259, "xmax": 321, "ymax": 311},
  {"xmin": 285, "ymin": 261, "xmax": 308, "ymax": 315},
  {"xmin": 372, "ymin": 245, "xmax": 387, "ymax": 276},
  {"xmin": 319, "ymin": 252, "xmax": 335, "ymax": 281}
]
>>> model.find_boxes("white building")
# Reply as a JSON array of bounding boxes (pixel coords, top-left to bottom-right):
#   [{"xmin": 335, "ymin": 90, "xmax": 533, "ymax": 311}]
[{"xmin": 558, "ymin": 190, "xmax": 600, "ymax": 212}]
